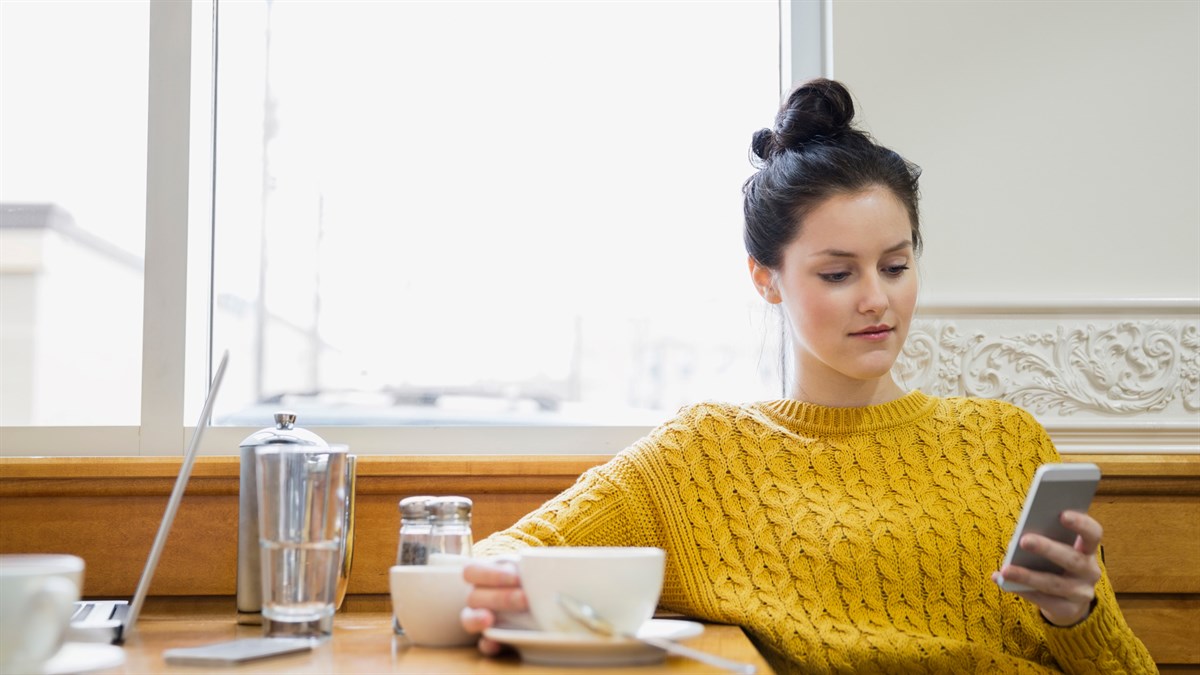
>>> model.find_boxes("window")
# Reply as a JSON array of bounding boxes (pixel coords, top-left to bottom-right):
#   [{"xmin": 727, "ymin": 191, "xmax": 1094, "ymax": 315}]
[
  {"xmin": 1, "ymin": 0, "xmax": 821, "ymax": 456},
  {"xmin": 0, "ymin": 1, "xmax": 149, "ymax": 426},
  {"xmin": 210, "ymin": 1, "xmax": 783, "ymax": 428}
]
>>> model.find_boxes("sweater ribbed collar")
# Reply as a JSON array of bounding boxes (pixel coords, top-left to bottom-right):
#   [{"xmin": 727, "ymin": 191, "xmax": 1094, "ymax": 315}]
[{"xmin": 758, "ymin": 390, "xmax": 936, "ymax": 435}]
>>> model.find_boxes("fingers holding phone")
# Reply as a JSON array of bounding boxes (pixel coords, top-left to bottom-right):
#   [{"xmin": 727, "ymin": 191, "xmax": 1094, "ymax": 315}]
[
  {"xmin": 993, "ymin": 463, "xmax": 1104, "ymax": 626},
  {"xmin": 994, "ymin": 510, "xmax": 1103, "ymax": 626}
]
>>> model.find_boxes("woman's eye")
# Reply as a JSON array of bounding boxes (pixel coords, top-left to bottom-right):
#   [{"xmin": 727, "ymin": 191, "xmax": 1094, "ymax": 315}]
[
  {"xmin": 819, "ymin": 272, "xmax": 850, "ymax": 283},
  {"xmin": 884, "ymin": 264, "xmax": 910, "ymax": 276}
]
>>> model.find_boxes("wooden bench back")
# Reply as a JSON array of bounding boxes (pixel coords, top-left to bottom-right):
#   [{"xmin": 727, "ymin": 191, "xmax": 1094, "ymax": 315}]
[{"xmin": 1, "ymin": 455, "xmax": 1196, "ymax": 668}]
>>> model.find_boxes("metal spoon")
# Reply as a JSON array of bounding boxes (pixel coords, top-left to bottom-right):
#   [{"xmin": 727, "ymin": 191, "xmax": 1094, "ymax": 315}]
[{"xmin": 556, "ymin": 593, "xmax": 757, "ymax": 674}]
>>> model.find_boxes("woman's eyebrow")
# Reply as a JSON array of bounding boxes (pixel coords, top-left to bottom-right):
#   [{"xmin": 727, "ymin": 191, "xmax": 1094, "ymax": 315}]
[{"xmin": 812, "ymin": 240, "xmax": 912, "ymax": 258}]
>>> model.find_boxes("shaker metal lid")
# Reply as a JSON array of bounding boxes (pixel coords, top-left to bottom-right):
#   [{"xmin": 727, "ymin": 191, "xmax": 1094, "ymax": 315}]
[
  {"xmin": 399, "ymin": 496, "xmax": 436, "ymax": 519},
  {"xmin": 238, "ymin": 411, "xmax": 329, "ymax": 448},
  {"xmin": 430, "ymin": 496, "xmax": 473, "ymax": 521}
]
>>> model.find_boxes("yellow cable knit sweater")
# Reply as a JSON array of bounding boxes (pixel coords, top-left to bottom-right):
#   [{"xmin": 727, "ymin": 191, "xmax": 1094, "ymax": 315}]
[{"xmin": 474, "ymin": 391, "xmax": 1157, "ymax": 674}]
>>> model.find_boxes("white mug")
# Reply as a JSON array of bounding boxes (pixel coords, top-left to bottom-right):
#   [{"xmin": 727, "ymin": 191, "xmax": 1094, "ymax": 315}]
[
  {"xmin": 389, "ymin": 564, "xmax": 475, "ymax": 647},
  {"xmin": 0, "ymin": 554, "xmax": 84, "ymax": 673}
]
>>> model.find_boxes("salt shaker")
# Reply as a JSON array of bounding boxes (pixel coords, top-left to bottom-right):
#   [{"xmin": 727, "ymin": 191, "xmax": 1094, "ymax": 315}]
[{"xmin": 429, "ymin": 496, "xmax": 474, "ymax": 560}]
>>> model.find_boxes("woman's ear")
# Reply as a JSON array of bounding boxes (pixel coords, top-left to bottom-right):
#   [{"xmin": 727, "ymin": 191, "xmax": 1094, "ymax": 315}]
[{"xmin": 748, "ymin": 256, "xmax": 781, "ymax": 304}]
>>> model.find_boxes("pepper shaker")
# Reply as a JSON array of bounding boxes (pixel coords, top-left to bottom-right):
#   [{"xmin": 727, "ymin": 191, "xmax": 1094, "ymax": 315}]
[
  {"xmin": 396, "ymin": 496, "xmax": 435, "ymax": 566},
  {"xmin": 393, "ymin": 496, "xmax": 435, "ymax": 634}
]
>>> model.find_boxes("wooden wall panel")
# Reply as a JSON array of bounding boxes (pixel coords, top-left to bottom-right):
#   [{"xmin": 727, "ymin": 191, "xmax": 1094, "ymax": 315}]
[
  {"xmin": 1119, "ymin": 595, "xmax": 1200, "ymax": 665},
  {"xmin": 1, "ymin": 453, "xmax": 1196, "ymax": 667},
  {"xmin": 0, "ymin": 493, "xmax": 238, "ymax": 596},
  {"xmin": 1092, "ymin": 496, "xmax": 1200, "ymax": 593},
  {"xmin": 0, "ymin": 456, "xmax": 598, "ymax": 598}
]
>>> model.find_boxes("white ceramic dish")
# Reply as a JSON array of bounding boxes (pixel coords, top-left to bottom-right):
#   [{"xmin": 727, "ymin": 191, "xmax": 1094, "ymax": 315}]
[
  {"xmin": 484, "ymin": 618, "xmax": 703, "ymax": 667},
  {"xmin": 518, "ymin": 547, "xmax": 665, "ymax": 636},
  {"xmin": 39, "ymin": 642, "xmax": 125, "ymax": 674}
]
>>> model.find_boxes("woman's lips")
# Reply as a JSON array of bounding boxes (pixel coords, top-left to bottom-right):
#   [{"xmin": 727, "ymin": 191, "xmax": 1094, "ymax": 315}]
[{"xmin": 851, "ymin": 325, "xmax": 893, "ymax": 341}]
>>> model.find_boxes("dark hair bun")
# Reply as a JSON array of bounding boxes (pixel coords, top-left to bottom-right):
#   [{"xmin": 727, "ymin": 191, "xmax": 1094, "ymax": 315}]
[
  {"xmin": 751, "ymin": 78, "xmax": 857, "ymax": 165},
  {"xmin": 743, "ymin": 78, "xmax": 922, "ymax": 270}
]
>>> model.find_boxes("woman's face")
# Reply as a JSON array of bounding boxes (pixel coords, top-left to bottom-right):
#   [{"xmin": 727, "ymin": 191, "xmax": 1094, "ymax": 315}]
[{"xmin": 750, "ymin": 185, "xmax": 918, "ymax": 403}]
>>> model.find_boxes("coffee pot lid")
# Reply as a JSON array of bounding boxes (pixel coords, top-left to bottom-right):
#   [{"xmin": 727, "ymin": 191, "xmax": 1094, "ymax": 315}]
[{"xmin": 239, "ymin": 411, "xmax": 329, "ymax": 449}]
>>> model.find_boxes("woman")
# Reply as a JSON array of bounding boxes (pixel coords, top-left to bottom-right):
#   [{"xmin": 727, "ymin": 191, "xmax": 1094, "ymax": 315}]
[{"xmin": 460, "ymin": 79, "xmax": 1156, "ymax": 674}]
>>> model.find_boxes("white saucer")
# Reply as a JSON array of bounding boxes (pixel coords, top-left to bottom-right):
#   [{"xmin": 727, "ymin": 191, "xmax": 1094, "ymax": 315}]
[
  {"xmin": 39, "ymin": 642, "xmax": 125, "ymax": 674},
  {"xmin": 484, "ymin": 618, "xmax": 704, "ymax": 667}
]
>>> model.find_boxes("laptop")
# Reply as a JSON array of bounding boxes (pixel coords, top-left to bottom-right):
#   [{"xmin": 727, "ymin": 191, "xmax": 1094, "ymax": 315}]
[{"xmin": 69, "ymin": 350, "xmax": 229, "ymax": 645}]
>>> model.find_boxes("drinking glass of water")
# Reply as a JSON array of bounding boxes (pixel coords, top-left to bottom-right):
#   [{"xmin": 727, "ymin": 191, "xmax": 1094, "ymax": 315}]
[{"xmin": 255, "ymin": 443, "xmax": 348, "ymax": 638}]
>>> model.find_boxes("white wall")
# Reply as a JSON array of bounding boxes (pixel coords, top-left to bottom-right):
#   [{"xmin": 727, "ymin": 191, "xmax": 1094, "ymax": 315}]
[
  {"xmin": 833, "ymin": 0, "xmax": 1199, "ymax": 300},
  {"xmin": 832, "ymin": 0, "xmax": 1199, "ymax": 452}
]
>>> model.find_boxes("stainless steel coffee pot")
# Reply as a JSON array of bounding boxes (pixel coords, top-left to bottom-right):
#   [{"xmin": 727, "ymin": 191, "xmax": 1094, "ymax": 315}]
[{"xmin": 237, "ymin": 412, "xmax": 356, "ymax": 628}]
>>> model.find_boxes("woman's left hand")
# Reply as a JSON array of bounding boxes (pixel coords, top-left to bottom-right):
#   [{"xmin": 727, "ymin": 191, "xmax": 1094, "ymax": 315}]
[{"xmin": 992, "ymin": 510, "xmax": 1103, "ymax": 626}]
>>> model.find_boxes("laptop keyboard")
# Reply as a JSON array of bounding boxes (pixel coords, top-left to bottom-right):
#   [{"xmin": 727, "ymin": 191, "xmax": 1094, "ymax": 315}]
[
  {"xmin": 71, "ymin": 601, "xmax": 128, "ymax": 625},
  {"xmin": 71, "ymin": 603, "xmax": 94, "ymax": 621}
]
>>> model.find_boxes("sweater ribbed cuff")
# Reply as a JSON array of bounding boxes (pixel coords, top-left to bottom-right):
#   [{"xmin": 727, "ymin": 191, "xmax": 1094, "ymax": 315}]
[
  {"xmin": 1042, "ymin": 598, "xmax": 1121, "ymax": 663},
  {"xmin": 1040, "ymin": 596, "xmax": 1097, "ymax": 629}
]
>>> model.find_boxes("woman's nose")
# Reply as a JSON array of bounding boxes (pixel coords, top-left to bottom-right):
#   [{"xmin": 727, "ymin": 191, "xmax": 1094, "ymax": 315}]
[{"xmin": 858, "ymin": 273, "xmax": 889, "ymax": 315}]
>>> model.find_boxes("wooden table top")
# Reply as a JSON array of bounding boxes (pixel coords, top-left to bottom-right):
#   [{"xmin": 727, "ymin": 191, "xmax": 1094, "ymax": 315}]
[{"xmin": 94, "ymin": 602, "xmax": 773, "ymax": 674}]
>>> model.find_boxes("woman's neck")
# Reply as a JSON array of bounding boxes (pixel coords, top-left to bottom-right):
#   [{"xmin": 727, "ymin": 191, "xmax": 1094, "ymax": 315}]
[{"xmin": 789, "ymin": 376, "xmax": 906, "ymax": 408}]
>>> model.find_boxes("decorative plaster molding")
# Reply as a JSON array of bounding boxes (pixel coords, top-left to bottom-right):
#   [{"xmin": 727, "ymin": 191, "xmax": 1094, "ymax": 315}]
[
  {"xmin": 1036, "ymin": 423, "xmax": 1198, "ymax": 455},
  {"xmin": 914, "ymin": 296, "xmax": 1200, "ymax": 315},
  {"xmin": 896, "ymin": 319, "xmax": 1199, "ymax": 416},
  {"xmin": 894, "ymin": 310, "xmax": 1200, "ymax": 453}
]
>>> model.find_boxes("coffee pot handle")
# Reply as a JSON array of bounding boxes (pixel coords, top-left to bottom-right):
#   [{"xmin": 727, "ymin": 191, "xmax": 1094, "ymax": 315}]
[{"xmin": 334, "ymin": 454, "xmax": 357, "ymax": 611}]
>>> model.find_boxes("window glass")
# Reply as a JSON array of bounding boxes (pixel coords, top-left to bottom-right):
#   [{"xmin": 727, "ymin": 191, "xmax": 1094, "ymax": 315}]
[
  {"xmin": 0, "ymin": 0, "xmax": 148, "ymax": 425},
  {"xmin": 212, "ymin": 0, "xmax": 780, "ymax": 426}
]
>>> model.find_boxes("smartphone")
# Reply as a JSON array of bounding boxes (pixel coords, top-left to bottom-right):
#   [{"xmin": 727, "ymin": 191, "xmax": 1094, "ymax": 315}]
[
  {"xmin": 162, "ymin": 638, "xmax": 314, "ymax": 666},
  {"xmin": 998, "ymin": 462, "xmax": 1101, "ymax": 593}
]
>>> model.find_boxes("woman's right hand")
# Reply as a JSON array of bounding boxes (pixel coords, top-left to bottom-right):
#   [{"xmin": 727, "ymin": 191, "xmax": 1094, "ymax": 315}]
[{"xmin": 460, "ymin": 558, "xmax": 528, "ymax": 655}]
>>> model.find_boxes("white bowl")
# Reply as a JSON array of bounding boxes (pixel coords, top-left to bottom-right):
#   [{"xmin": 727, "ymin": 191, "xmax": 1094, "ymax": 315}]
[
  {"xmin": 389, "ymin": 565, "xmax": 475, "ymax": 647},
  {"xmin": 518, "ymin": 547, "xmax": 664, "ymax": 636}
]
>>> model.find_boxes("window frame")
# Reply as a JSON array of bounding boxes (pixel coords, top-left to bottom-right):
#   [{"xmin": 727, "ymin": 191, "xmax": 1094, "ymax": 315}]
[{"xmin": 0, "ymin": 0, "xmax": 827, "ymax": 457}]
